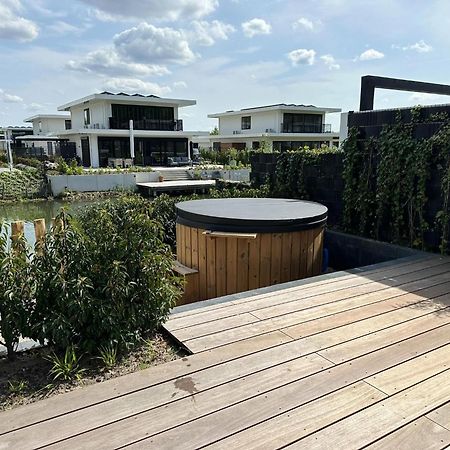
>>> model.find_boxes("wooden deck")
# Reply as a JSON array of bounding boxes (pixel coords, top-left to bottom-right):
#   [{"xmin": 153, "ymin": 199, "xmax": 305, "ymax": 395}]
[
  {"xmin": 137, "ymin": 179, "xmax": 216, "ymax": 196},
  {"xmin": 1, "ymin": 253, "xmax": 450, "ymax": 448}
]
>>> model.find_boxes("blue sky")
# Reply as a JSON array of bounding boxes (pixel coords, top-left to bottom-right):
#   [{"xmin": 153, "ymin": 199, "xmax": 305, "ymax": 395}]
[{"xmin": 1, "ymin": 0, "xmax": 450, "ymax": 131}]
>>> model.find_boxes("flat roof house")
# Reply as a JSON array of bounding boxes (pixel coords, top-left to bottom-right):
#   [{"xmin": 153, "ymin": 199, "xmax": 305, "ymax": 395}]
[
  {"xmin": 207, "ymin": 103, "xmax": 341, "ymax": 151},
  {"xmin": 56, "ymin": 92, "xmax": 202, "ymax": 167},
  {"xmin": 19, "ymin": 114, "xmax": 72, "ymax": 157}
]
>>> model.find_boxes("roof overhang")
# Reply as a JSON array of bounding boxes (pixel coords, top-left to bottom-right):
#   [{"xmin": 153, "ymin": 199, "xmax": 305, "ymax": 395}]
[
  {"xmin": 57, "ymin": 94, "xmax": 196, "ymax": 111},
  {"xmin": 208, "ymin": 105, "xmax": 341, "ymax": 118},
  {"xmin": 24, "ymin": 114, "xmax": 70, "ymax": 123}
]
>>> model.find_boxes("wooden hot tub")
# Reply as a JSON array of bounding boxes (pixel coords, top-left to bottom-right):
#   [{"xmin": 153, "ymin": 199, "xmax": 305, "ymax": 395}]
[{"xmin": 175, "ymin": 198, "xmax": 327, "ymax": 304}]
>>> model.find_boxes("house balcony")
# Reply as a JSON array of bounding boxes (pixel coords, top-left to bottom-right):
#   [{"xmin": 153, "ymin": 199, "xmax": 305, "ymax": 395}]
[
  {"xmin": 109, "ymin": 118, "xmax": 184, "ymax": 132},
  {"xmin": 281, "ymin": 123, "xmax": 332, "ymax": 133}
]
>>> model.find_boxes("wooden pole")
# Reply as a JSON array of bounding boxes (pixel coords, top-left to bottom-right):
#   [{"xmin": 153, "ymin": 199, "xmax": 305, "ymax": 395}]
[
  {"xmin": 34, "ymin": 218, "xmax": 46, "ymax": 254},
  {"xmin": 10, "ymin": 221, "xmax": 24, "ymax": 242}
]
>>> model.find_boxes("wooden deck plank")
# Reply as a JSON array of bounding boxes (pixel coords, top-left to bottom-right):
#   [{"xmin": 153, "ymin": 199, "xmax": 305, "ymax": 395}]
[
  {"xmin": 173, "ymin": 271, "xmax": 450, "ymax": 342},
  {"xmin": 0, "ymin": 330, "xmax": 292, "ymax": 436},
  {"xmin": 427, "ymin": 402, "xmax": 450, "ymax": 430},
  {"xmin": 147, "ymin": 382, "xmax": 386, "ymax": 450},
  {"xmin": 287, "ymin": 369, "xmax": 450, "ymax": 450},
  {"xmin": 165, "ymin": 257, "xmax": 449, "ymax": 332},
  {"xmin": 13, "ymin": 355, "xmax": 332, "ymax": 449},
  {"xmin": 76, "ymin": 325, "xmax": 450, "ymax": 450},
  {"xmin": 37, "ymin": 325, "xmax": 450, "ymax": 449},
  {"xmin": 184, "ymin": 280, "xmax": 450, "ymax": 352},
  {"xmin": 365, "ymin": 417, "xmax": 450, "ymax": 450},
  {"xmin": 169, "ymin": 253, "xmax": 440, "ymax": 322},
  {"xmin": 319, "ymin": 308, "xmax": 450, "ymax": 363},
  {"xmin": 365, "ymin": 343, "xmax": 450, "ymax": 395},
  {"xmin": 167, "ymin": 265, "xmax": 450, "ymax": 336}
]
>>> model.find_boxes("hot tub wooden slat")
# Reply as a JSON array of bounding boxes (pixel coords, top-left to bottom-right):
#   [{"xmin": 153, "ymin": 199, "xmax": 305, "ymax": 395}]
[
  {"xmin": 198, "ymin": 230, "xmax": 207, "ymax": 300},
  {"xmin": 260, "ymin": 233, "xmax": 272, "ymax": 288},
  {"xmin": 176, "ymin": 223, "xmax": 325, "ymax": 304},
  {"xmin": 216, "ymin": 238, "xmax": 227, "ymax": 298},
  {"xmin": 226, "ymin": 237, "xmax": 238, "ymax": 295}
]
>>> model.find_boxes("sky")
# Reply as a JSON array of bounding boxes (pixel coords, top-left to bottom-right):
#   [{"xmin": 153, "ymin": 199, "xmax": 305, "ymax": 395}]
[{"xmin": 1, "ymin": 0, "xmax": 450, "ymax": 131}]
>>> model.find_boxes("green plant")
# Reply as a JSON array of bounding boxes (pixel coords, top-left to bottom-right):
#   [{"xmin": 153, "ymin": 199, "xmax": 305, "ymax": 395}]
[
  {"xmin": 31, "ymin": 197, "xmax": 182, "ymax": 353},
  {"xmin": 273, "ymin": 145, "xmax": 342, "ymax": 200},
  {"xmin": 0, "ymin": 225, "xmax": 34, "ymax": 360},
  {"xmin": 342, "ymin": 108, "xmax": 450, "ymax": 252},
  {"xmin": 98, "ymin": 344, "xmax": 118, "ymax": 370},
  {"xmin": 57, "ymin": 158, "xmax": 83, "ymax": 175},
  {"xmin": 47, "ymin": 346, "xmax": 86, "ymax": 382},
  {"xmin": 7, "ymin": 379, "xmax": 28, "ymax": 395}
]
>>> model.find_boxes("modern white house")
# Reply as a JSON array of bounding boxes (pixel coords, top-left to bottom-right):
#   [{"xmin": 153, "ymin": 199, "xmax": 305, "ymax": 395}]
[
  {"xmin": 19, "ymin": 114, "xmax": 72, "ymax": 156},
  {"xmin": 54, "ymin": 92, "xmax": 206, "ymax": 167},
  {"xmin": 206, "ymin": 104, "xmax": 341, "ymax": 151}
]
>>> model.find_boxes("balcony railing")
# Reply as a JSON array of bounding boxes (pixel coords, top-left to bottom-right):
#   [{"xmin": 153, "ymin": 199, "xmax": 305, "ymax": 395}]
[
  {"xmin": 109, "ymin": 118, "xmax": 183, "ymax": 131},
  {"xmin": 281, "ymin": 123, "xmax": 332, "ymax": 133}
]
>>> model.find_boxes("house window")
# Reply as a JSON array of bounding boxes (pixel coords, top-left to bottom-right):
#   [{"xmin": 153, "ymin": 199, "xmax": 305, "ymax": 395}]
[
  {"xmin": 84, "ymin": 108, "xmax": 90, "ymax": 126},
  {"xmin": 241, "ymin": 116, "xmax": 251, "ymax": 130},
  {"xmin": 65, "ymin": 120, "xmax": 72, "ymax": 130},
  {"xmin": 38, "ymin": 121, "xmax": 42, "ymax": 133}
]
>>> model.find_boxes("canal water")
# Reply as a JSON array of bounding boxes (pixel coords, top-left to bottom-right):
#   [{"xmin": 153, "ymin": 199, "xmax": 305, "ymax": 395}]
[{"xmin": 0, "ymin": 200, "xmax": 98, "ymax": 247}]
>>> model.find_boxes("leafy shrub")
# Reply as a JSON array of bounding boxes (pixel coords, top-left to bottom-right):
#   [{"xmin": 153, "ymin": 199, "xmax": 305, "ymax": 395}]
[
  {"xmin": 57, "ymin": 158, "xmax": 83, "ymax": 175},
  {"xmin": 0, "ymin": 168, "xmax": 45, "ymax": 201},
  {"xmin": 0, "ymin": 226, "xmax": 34, "ymax": 360},
  {"xmin": 200, "ymin": 148, "xmax": 252, "ymax": 166},
  {"xmin": 31, "ymin": 196, "xmax": 182, "ymax": 353},
  {"xmin": 98, "ymin": 344, "xmax": 118, "ymax": 369}
]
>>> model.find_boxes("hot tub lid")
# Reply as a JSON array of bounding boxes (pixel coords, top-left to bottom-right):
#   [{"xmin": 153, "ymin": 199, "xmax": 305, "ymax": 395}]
[{"xmin": 176, "ymin": 198, "xmax": 328, "ymax": 233}]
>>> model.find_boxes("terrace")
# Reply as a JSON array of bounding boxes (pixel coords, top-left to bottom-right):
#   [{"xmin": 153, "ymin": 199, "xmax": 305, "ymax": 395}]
[{"xmin": 1, "ymin": 253, "xmax": 450, "ymax": 448}]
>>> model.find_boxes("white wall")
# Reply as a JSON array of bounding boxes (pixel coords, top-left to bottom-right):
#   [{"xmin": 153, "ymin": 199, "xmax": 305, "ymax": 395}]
[
  {"xmin": 218, "ymin": 110, "xmax": 327, "ymax": 135},
  {"xmin": 69, "ymin": 101, "xmax": 111, "ymax": 130},
  {"xmin": 339, "ymin": 112, "xmax": 349, "ymax": 144},
  {"xmin": 31, "ymin": 118, "xmax": 67, "ymax": 135}
]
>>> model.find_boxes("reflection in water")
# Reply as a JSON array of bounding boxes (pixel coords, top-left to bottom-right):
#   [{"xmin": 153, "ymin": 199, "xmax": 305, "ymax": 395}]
[{"xmin": 0, "ymin": 200, "xmax": 99, "ymax": 247}]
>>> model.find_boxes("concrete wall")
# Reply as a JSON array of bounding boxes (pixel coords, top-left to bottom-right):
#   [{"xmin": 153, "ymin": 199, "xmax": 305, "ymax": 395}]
[{"xmin": 48, "ymin": 171, "xmax": 159, "ymax": 196}]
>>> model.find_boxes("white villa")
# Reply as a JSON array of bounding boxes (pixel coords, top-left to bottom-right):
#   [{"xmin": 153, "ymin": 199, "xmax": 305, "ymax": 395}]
[
  {"xmin": 55, "ymin": 92, "xmax": 205, "ymax": 167},
  {"xmin": 205, "ymin": 103, "xmax": 341, "ymax": 151}
]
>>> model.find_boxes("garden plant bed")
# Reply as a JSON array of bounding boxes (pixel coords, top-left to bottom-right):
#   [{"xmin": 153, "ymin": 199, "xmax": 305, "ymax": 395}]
[{"xmin": 0, "ymin": 333, "xmax": 183, "ymax": 411}]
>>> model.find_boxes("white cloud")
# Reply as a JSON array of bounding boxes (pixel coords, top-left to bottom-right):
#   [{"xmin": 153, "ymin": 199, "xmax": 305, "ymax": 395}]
[
  {"xmin": 79, "ymin": 0, "xmax": 218, "ymax": 21},
  {"xmin": 0, "ymin": 89, "xmax": 23, "ymax": 103},
  {"xmin": 321, "ymin": 54, "xmax": 340, "ymax": 70},
  {"xmin": 27, "ymin": 102, "xmax": 45, "ymax": 111},
  {"xmin": 402, "ymin": 40, "xmax": 433, "ymax": 53},
  {"xmin": 173, "ymin": 81, "xmax": 188, "ymax": 89},
  {"xmin": 288, "ymin": 48, "xmax": 316, "ymax": 66},
  {"xmin": 189, "ymin": 20, "xmax": 235, "ymax": 46},
  {"xmin": 102, "ymin": 78, "xmax": 172, "ymax": 96},
  {"xmin": 242, "ymin": 18, "xmax": 272, "ymax": 38},
  {"xmin": 359, "ymin": 48, "xmax": 384, "ymax": 60},
  {"xmin": 66, "ymin": 48, "xmax": 171, "ymax": 77},
  {"xmin": 0, "ymin": 0, "xmax": 38, "ymax": 42},
  {"xmin": 48, "ymin": 20, "xmax": 83, "ymax": 35},
  {"xmin": 293, "ymin": 17, "xmax": 314, "ymax": 31},
  {"xmin": 114, "ymin": 23, "xmax": 196, "ymax": 65}
]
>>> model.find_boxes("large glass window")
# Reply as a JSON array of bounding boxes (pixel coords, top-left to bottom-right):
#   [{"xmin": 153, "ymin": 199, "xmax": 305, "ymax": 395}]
[
  {"xmin": 97, "ymin": 137, "xmax": 188, "ymax": 167},
  {"xmin": 110, "ymin": 104, "xmax": 175, "ymax": 130},
  {"xmin": 84, "ymin": 108, "xmax": 90, "ymax": 126},
  {"xmin": 282, "ymin": 113, "xmax": 323, "ymax": 133},
  {"xmin": 241, "ymin": 116, "xmax": 251, "ymax": 130},
  {"xmin": 65, "ymin": 120, "xmax": 72, "ymax": 130}
]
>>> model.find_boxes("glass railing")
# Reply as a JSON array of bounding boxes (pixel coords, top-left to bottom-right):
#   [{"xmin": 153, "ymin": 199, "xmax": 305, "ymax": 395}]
[
  {"xmin": 281, "ymin": 123, "xmax": 332, "ymax": 133},
  {"xmin": 109, "ymin": 118, "xmax": 183, "ymax": 131}
]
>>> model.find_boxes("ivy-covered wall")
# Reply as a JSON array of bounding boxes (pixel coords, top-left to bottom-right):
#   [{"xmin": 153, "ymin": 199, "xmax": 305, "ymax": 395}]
[
  {"xmin": 250, "ymin": 149, "xmax": 344, "ymax": 226},
  {"xmin": 250, "ymin": 105, "xmax": 450, "ymax": 254}
]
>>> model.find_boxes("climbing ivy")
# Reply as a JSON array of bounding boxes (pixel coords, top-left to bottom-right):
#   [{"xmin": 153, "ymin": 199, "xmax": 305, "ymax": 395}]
[
  {"xmin": 342, "ymin": 108, "xmax": 450, "ymax": 253},
  {"xmin": 274, "ymin": 146, "xmax": 341, "ymax": 199}
]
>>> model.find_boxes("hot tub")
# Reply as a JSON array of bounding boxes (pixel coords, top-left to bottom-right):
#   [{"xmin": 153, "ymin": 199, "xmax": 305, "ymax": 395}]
[{"xmin": 175, "ymin": 198, "xmax": 328, "ymax": 304}]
